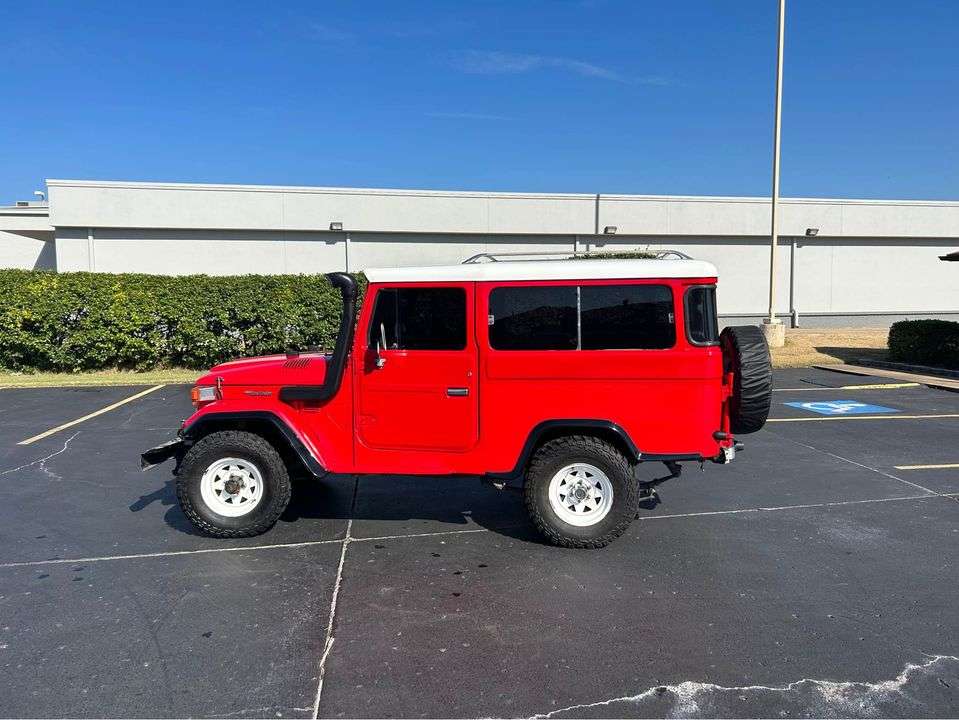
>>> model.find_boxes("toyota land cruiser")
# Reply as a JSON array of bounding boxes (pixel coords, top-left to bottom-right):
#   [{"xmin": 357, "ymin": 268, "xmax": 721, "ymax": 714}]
[{"xmin": 142, "ymin": 257, "xmax": 771, "ymax": 548}]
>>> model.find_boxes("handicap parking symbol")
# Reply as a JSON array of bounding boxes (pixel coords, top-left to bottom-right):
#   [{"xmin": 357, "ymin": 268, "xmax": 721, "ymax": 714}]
[{"xmin": 784, "ymin": 400, "xmax": 899, "ymax": 416}]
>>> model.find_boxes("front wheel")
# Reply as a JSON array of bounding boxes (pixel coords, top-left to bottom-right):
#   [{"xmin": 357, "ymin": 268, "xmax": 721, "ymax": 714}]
[
  {"xmin": 176, "ymin": 430, "xmax": 292, "ymax": 538},
  {"xmin": 524, "ymin": 436, "xmax": 638, "ymax": 548}
]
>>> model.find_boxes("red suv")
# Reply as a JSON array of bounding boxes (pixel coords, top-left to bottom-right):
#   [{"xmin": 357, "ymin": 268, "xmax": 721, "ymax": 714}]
[{"xmin": 143, "ymin": 258, "xmax": 771, "ymax": 548}]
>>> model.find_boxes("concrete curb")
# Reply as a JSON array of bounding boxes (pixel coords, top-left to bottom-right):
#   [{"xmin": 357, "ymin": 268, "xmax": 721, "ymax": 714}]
[
  {"xmin": 814, "ymin": 363, "xmax": 959, "ymax": 392},
  {"xmin": 852, "ymin": 358, "xmax": 959, "ymax": 380}
]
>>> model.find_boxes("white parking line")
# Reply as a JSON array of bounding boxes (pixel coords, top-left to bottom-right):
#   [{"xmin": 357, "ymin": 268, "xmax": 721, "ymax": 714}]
[
  {"xmin": 18, "ymin": 384, "xmax": 166, "ymax": 445},
  {"xmin": 768, "ymin": 413, "xmax": 959, "ymax": 423},
  {"xmin": 0, "ymin": 537, "xmax": 343, "ymax": 568},
  {"xmin": 895, "ymin": 463, "xmax": 959, "ymax": 471},
  {"xmin": 838, "ymin": 382, "xmax": 920, "ymax": 390},
  {"xmin": 351, "ymin": 526, "xmax": 495, "ymax": 543},
  {"xmin": 2, "ymin": 496, "xmax": 955, "ymax": 572},
  {"xmin": 637, "ymin": 494, "xmax": 941, "ymax": 520},
  {"xmin": 770, "ymin": 433, "xmax": 941, "ymax": 496},
  {"xmin": 0, "ymin": 525, "xmax": 505, "ymax": 569},
  {"xmin": 773, "ymin": 382, "xmax": 919, "ymax": 392}
]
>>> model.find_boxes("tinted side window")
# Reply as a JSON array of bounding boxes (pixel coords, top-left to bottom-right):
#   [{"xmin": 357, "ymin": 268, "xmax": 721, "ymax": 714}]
[
  {"xmin": 489, "ymin": 286, "xmax": 578, "ymax": 350},
  {"xmin": 368, "ymin": 287, "xmax": 466, "ymax": 350},
  {"xmin": 580, "ymin": 284, "xmax": 675, "ymax": 350},
  {"xmin": 685, "ymin": 286, "xmax": 719, "ymax": 345}
]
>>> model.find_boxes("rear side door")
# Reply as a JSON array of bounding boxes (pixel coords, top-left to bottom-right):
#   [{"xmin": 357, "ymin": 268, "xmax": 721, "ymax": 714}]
[{"xmin": 355, "ymin": 283, "xmax": 478, "ymax": 452}]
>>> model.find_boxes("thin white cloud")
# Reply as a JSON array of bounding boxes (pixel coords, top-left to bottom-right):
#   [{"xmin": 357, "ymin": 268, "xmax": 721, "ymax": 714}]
[
  {"xmin": 378, "ymin": 19, "xmax": 474, "ymax": 39},
  {"xmin": 305, "ymin": 18, "xmax": 471, "ymax": 43},
  {"xmin": 636, "ymin": 75, "xmax": 671, "ymax": 87},
  {"xmin": 425, "ymin": 111, "xmax": 511, "ymax": 121},
  {"xmin": 454, "ymin": 50, "xmax": 669, "ymax": 86},
  {"xmin": 309, "ymin": 23, "xmax": 356, "ymax": 42},
  {"xmin": 456, "ymin": 50, "xmax": 619, "ymax": 80}
]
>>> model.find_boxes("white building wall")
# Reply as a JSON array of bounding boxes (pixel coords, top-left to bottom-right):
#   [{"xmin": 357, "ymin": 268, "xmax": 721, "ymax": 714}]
[
  {"xmin": 48, "ymin": 179, "xmax": 959, "ymax": 239},
  {"xmin": 0, "ymin": 230, "xmax": 54, "ymax": 270},
  {"xmin": 57, "ymin": 229, "xmax": 592, "ymax": 276},
  {"xmin": 53, "ymin": 227, "xmax": 92, "ymax": 271},
  {"xmin": 86, "ymin": 229, "xmax": 345, "ymax": 276},
  {"xmin": 793, "ymin": 238, "xmax": 959, "ymax": 314},
  {"xmin": 0, "ymin": 209, "xmax": 55, "ymax": 270},
  {"xmin": 34, "ymin": 180, "xmax": 959, "ymax": 326},
  {"xmin": 593, "ymin": 236, "xmax": 793, "ymax": 317},
  {"xmin": 54, "ymin": 227, "xmax": 959, "ymax": 321},
  {"xmin": 48, "ymin": 181, "xmax": 602, "ymax": 235}
]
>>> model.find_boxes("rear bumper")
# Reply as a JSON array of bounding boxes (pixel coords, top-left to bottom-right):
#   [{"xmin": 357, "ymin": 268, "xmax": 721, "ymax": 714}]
[{"xmin": 140, "ymin": 438, "xmax": 184, "ymax": 469}]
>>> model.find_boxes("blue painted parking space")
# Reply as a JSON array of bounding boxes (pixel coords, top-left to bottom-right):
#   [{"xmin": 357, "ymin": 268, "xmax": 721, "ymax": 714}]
[{"xmin": 784, "ymin": 399, "xmax": 899, "ymax": 415}]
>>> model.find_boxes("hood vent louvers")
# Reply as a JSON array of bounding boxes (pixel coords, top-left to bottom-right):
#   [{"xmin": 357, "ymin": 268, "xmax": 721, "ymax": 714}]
[{"xmin": 283, "ymin": 357, "xmax": 311, "ymax": 369}]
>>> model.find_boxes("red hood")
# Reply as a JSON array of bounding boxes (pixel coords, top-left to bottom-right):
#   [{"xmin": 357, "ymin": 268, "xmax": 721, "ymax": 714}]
[{"xmin": 196, "ymin": 353, "xmax": 328, "ymax": 386}]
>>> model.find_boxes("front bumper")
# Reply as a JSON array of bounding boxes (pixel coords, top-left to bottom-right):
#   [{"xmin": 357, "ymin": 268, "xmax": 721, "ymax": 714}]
[{"xmin": 140, "ymin": 438, "xmax": 184, "ymax": 470}]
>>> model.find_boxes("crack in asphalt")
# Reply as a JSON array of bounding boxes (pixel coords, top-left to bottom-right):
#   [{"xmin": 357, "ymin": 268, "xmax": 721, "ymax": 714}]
[
  {"xmin": 208, "ymin": 704, "xmax": 313, "ymax": 717},
  {"xmin": 0, "ymin": 431, "xmax": 80, "ymax": 480},
  {"xmin": 311, "ymin": 476, "xmax": 359, "ymax": 719},
  {"xmin": 530, "ymin": 654, "xmax": 959, "ymax": 719}
]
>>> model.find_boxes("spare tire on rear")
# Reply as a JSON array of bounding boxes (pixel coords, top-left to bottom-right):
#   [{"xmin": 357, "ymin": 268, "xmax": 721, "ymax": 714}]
[{"xmin": 720, "ymin": 325, "xmax": 772, "ymax": 434}]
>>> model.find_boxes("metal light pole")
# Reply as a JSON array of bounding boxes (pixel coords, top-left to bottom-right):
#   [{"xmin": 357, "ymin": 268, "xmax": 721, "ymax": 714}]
[{"xmin": 763, "ymin": 0, "xmax": 787, "ymax": 347}]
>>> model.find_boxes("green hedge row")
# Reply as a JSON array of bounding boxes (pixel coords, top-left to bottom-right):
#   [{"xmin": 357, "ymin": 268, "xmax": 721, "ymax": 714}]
[
  {"xmin": 0, "ymin": 270, "xmax": 358, "ymax": 372},
  {"xmin": 888, "ymin": 319, "xmax": 959, "ymax": 369}
]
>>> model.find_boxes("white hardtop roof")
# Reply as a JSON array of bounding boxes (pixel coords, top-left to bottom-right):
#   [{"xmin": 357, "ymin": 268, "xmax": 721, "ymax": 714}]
[{"xmin": 364, "ymin": 258, "xmax": 718, "ymax": 284}]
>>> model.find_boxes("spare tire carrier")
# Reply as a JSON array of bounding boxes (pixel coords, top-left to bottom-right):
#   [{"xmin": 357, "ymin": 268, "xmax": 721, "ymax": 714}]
[{"xmin": 720, "ymin": 325, "xmax": 773, "ymax": 435}]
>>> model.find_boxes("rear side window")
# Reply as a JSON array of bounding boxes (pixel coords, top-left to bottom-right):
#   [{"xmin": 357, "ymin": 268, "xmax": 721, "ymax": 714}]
[
  {"xmin": 489, "ymin": 286, "xmax": 578, "ymax": 350},
  {"xmin": 581, "ymin": 285, "xmax": 675, "ymax": 350},
  {"xmin": 488, "ymin": 284, "xmax": 675, "ymax": 350},
  {"xmin": 685, "ymin": 285, "xmax": 719, "ymax": 345},
  {"xmin": 369, "ymin": 287, "xmax": 466, "ymax": 350}
]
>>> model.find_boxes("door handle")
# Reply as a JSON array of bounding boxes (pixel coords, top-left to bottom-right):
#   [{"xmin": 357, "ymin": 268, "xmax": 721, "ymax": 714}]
[{"xmin": 446, "ymin": 387, "xmax": 469, "ymax": 397}]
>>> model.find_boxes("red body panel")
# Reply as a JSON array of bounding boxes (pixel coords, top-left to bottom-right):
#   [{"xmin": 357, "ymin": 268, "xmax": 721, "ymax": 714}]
[{"xmin": 183, "ymin": 276, "xmax": 727, "ymax": 475}]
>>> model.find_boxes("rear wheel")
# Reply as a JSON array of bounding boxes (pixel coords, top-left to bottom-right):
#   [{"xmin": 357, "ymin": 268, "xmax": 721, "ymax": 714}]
[
  {"xmin": 176, "ymin": 430, "xmax": 292, "ymax": 538},
  {"xmin": 524, "ymin": 436, "xmax": 638, "ymax": 548}
]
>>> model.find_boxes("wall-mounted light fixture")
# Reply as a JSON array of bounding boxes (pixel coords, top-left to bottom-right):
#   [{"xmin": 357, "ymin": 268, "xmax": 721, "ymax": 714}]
[
  {"xmin": 805, "ymin": 227, "xmax": 819, "ymax": 237},
  {"xmin": 603, "ymin": 226, "xmax": 617, "ymax": 235},
  {"xmin": 329, "ymin": 222, "xmax": 343, "ymax": 231}
]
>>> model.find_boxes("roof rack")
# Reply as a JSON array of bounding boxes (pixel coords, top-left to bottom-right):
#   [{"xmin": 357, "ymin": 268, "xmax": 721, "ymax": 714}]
[
  {"xmin": 461, "ymin": 249, "xmax": 693, "ymax": 264},
  {"xmin": 655, "ymin": 249, "xmax": 694, "ymax": 260}
]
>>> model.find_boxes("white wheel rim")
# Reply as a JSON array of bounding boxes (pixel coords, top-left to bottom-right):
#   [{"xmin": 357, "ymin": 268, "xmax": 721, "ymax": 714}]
[
  {"xmin": 199, "ymin": 457, "xmax": 265, "ymax": 517},
  {"xmin": 547, "ymin": 463, "xmax": 614, "ymax": 527}
]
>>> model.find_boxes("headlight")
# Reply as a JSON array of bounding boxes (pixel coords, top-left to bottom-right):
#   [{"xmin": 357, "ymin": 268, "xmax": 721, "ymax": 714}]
[{"xmin": 190, "ymin": 385, "xmax": 219, "ymax": 408}]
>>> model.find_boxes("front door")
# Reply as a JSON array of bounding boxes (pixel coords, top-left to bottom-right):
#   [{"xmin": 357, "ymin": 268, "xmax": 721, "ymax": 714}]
[{"xmin": 356, "ymin": 283, "xmax": 478, "ymax": 454}]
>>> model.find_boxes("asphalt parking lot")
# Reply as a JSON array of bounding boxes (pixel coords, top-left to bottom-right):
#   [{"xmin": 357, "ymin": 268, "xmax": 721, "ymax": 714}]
[{"xmin": 1, "ymin": 368, "xmax": 958, "ymax": 718}]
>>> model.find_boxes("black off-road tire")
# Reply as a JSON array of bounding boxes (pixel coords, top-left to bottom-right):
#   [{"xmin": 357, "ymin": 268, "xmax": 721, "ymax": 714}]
[
  {"xmin": 721, "ymin": 325, "xmax": 773, "ymax": 434},
  {"xmin": 176, "ymin": 430, "xmax": 292, "ymax": 538},
  {"xmin": 524, "ymin": 436, "xmax": 638, "ymax": 549}
]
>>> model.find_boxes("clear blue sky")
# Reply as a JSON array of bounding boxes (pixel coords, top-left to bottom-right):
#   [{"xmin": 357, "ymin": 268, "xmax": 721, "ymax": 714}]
[{"xmin": 3, "ymin": 0, "xmax": 957, "ymax": 202}]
